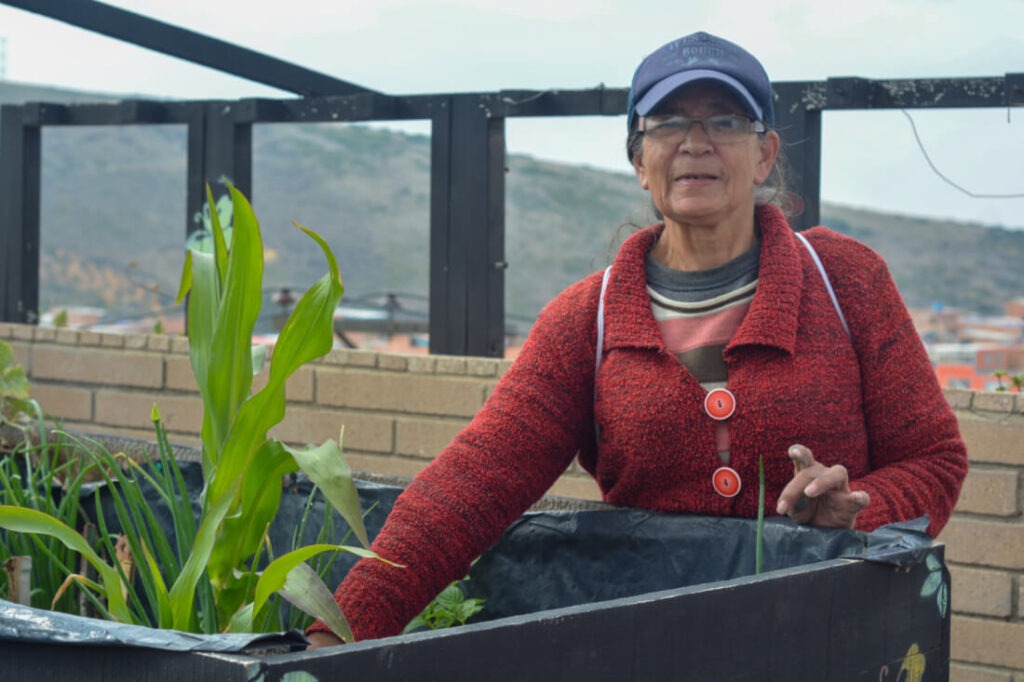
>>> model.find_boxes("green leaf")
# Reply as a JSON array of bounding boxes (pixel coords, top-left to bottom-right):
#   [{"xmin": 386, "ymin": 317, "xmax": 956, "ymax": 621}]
[
  {"xmin": 755, "ymin": 455, "xmax": 765, "ymax": 575},
  {"xmin": 203, "ymin": 184, "xmax": 262, "ymax": 459},
  {"xmin": 138, "ymin": 539, "xmax": 173, "ymax": 628},
  {"xmin": 204, "ymin": 217, "xmax": 344, "ymax": 509},
  {"xmin": 185, "ymin": 247, "xmax": 222, "ymax": 472},
  {"xmin": 168, "ymin": 481, "xmax": 238, "ymax": 631},
  {"xmin": 207, "ymin": 441, "xmax": 298, "ymax": 588},
  {"xmin": 925, "ymin": 553, "xmax": 941, "ymax": 573},
  {"xmin": 937, "ymin": 583, "xmax": 948, "ymax": 618},
  {"xmin": 0, "ymin": 340, "xmax": 31, "ymax": 401},
  {"xmin": 251, "ymin": 544, "xmax": 342, "ymax": 617},
  {"xmin": 278, "ymin": 561, "xmax": 353, "ymax": 644},
  {"xmin": 175, "ymin": 250, "xmax": 193, "ymax": 306},
  {"xmin": 0, "ymin": 505, "xmax": 133, "ymax": 623},
  {"xmin": 206, "ymin": 184, "xmax": 229, "ymax": 287},
  {"xmin": 920, "ymin": 570, "xmax": 942, "ymax": 598},
  {"xmin": 286, "ymin": 436, "xmax": 369, "ymax": 548},
  {"xmin": 227, "ymin": 602, "xmax": 256, "ymax": 634}
]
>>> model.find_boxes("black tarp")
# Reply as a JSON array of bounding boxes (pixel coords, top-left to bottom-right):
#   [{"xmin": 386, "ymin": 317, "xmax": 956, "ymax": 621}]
[{"xmin": 1, "ymin": 460, "xmax": 935, "ymax": 651}]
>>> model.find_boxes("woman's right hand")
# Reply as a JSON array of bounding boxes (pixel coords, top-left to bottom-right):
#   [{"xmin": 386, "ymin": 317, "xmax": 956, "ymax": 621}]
[
  {"xmin": 776, "ymin": 444, "xmax": 870, "ymax": 529},
  {"xmin": 305, "ymin": 631, "xmax": 345, "ymax": 650}
]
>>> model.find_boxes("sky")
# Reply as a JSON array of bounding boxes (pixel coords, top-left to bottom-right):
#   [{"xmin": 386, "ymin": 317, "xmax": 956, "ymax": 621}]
[{"xmin": 1, "ymin": 0, "xmax": 1023, "ymax": 229}]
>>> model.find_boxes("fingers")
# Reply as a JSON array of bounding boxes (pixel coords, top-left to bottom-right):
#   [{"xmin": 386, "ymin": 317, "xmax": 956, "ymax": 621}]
[
  {"xmin": 776, "ymin": 443, "xmax": 872, "ymax": 529},
  {"xmin": 787, "ymin": 443, "xmax": 816, "ymax": 472},
  {"xmin": 776, "ymin": 472, "xmax": 818, "ymax": 517},
  {"xmin": 804, "ymin": 464, "xmax": 852, "ymax": 498},
  {"xmin": 850, "ymin": 489, "xmax": 871, "ymax": 511},
  {"xmin": 776, "ymin": 444, "xmax": 822, "ymax": 516}
]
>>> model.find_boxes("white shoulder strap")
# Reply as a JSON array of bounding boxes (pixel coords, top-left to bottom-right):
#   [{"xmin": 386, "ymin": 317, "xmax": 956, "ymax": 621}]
[
  {"xmin": 594, "ymin": 265, "xmax": 613, "ymax": 382},
  {"xmin": 593, "ymin": 265, "xmax": 613, "ymax": 442},
  {"xmin": 793, "ymin": 231, "xmax": 850, "ymax": 336}
]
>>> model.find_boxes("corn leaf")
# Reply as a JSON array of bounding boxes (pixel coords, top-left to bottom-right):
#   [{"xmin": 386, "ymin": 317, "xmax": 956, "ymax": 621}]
[
  {"xmin": 206, "ymin": 184, "xmax": 230, "ymax": 288},
  {"xmin": 186, "ymin": 247, "xmax": 223, "ymax": 473},
  {"xmin": 227, "ymin": 547, "xmax": 367, "ymax": 640},
  {"xmin": 205, "ymin": 222, "xmax": 345, "ymax": 507},
  {"xmin": 203, "ymin": 183, "xmax": 262, "ymax": 461},
  {"xmin": 0, "ymin": 505, "xmax": 133, "ymax": 623},
  {"xmin": 168, "ymin": 481, "xmax": 238, "ymax": 631},
  {"xmin": 278, "ymin": 561, "xmax": 354, "ymax": 644},
  {"xmin": 226, "ymin": 602, "xmax": 256, "ymax": 634},
  {"xmin": 286, "ymin": 436, "xmax": 369, "ymax": 548},
  {"xmin": 206, "ymin": 441, "xmax": 298, "ymax": 588},
  {"xmin": 174, "ymin": 250, "xmax": 193, "ymax": 306}
]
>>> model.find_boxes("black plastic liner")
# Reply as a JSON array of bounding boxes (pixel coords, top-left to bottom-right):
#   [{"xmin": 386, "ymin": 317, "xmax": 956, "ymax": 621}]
[
  {"xmin": 1, "ymin": 459, "xmax": 934, "ymax": 652},
  {"xmin": 464, "ymin": 510, "xmax": 932, "ymax": 621}
]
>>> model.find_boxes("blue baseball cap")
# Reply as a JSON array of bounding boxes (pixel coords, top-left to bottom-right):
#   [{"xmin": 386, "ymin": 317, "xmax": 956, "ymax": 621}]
[{"xmin": 626, "ymin": 32, "xmax": 774, "ymax": 130}]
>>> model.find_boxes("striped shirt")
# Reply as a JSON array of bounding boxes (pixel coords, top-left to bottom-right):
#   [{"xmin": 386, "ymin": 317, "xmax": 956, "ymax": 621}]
[{"xmin": 644, "ymin": 238, "xmax": 760, "ymax": 463}]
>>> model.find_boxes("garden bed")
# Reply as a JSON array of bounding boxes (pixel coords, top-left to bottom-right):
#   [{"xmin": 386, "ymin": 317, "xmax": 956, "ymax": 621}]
[{"xmin": 1, "ymin": 444, "xmax": 950, "ymax": 681}]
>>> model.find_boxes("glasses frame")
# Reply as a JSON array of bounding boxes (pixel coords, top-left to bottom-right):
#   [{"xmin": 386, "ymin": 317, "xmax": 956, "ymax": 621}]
[{"xmin": 638, "ymin": 114, "xmax": 767, "ymax": 144}]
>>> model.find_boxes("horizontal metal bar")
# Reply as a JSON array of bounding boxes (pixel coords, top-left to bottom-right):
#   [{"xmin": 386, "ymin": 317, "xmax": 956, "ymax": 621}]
[
  {"xmin": 479, "ymin": 88, "xmax": 630, "ymax": 117},
  {"xmin": 11, "ymin": 100, "xmax": 199, "ymax": 126},
  {"xmin": 777, "ymin": 77, "xmax": 1013, "ymax": 112},
  {"xmin": 0, "ymin": 0, "xmax": 376, "ymax": 97},
  {"xmin": 4, "ymin": 75, "xmax": 1020, "ymax": 129},
  {"xmin": 1007, "ymin": 73, "xmax": 1024, "ymax": 106}
]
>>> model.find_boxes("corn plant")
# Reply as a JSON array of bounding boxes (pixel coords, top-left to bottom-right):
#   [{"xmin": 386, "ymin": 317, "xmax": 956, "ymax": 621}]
[{"xmin": 0, "ymin": 185, "xmax": 390, "ymax": 641}]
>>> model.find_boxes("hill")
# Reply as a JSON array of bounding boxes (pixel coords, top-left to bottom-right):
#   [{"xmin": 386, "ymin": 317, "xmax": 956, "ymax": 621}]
[{"xmin": 3, "ymin": 81, "xmax": 1023, "ymax": 322}]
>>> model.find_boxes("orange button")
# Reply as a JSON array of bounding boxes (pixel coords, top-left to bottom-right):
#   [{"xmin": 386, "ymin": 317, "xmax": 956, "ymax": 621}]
[
  {"xmin": 712, "ymin": 466, "xmax": 742, "ymax": 498},
  {"xmin": 704, "ymin": 388, "xmax": 736, "ymax": 420}
]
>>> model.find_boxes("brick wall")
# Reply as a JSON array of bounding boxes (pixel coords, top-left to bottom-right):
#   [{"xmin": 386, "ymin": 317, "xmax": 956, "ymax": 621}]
[
  {"xmin": 2, "ymin": 322, "xmax": 1022, "ymax": 679},
  {"xmin": 941, "ymin": 390, "xmax": 1024, "ymax": 682}
]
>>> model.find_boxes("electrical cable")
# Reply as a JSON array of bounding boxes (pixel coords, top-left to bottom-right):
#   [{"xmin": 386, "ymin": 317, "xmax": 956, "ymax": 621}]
[{"xmin": 901, "ymin": 109, "xmax": 1024, "ymax": 199}]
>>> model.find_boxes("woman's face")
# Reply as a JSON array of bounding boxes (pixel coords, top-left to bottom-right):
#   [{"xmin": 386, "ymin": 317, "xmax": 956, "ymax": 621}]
[{"xmin": 631, "ymin": 81, "xmax": 779, "ymax": 233}]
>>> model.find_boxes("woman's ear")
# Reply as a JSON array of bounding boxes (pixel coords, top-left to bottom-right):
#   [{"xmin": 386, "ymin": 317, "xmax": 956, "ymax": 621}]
[
  {"xmin": 754, "ymin": 130, "xmax": 781, "ymax": 185},
  {"xmin": 632, "ymin": 149, "xmax": 650, "ymax": 190}
]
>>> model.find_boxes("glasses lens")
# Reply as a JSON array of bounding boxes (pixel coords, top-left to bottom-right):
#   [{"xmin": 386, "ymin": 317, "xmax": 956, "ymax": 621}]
[{"xmin": 643, "ymin": 115, "xmax": 756, "ymax": 144}]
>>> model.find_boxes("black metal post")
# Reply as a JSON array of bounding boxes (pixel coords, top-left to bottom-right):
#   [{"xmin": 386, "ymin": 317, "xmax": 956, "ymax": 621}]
[
  {"xmin": 0, "ymin": 105, "xmax": 41, "ymax": 323},
  {"xmin": 773, "ymin": 82, "xmax": 823, "ymax": 232},
  {"xmin": 429, "ymin": 95, "xmax": 507, "ymax": 357}
]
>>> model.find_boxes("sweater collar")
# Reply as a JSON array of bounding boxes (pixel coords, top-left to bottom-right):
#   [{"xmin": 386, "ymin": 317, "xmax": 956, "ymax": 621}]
[{"xmin": 602, "ymin": 204, "xmax": 804, "ymax": 355}]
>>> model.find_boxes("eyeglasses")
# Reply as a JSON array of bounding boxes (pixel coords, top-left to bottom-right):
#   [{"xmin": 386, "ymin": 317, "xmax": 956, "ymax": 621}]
[{"xmin": 639, "ymin": 114, "xmax": 766, "ymax": 145}]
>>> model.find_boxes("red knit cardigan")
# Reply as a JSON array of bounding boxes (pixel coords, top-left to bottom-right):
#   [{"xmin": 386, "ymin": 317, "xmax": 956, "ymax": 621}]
[{"xmin": 313, "ymin": 204, "xmax": 968, "ymax": 641}]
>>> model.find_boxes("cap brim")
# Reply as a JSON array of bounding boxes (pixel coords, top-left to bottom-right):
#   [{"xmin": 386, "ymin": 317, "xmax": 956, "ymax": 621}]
[{"xmin": 635, "ymin": 69, "xmax": 763, "ymax": 122}]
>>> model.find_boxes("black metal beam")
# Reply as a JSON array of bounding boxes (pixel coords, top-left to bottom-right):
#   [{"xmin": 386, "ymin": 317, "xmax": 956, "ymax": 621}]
[
  {"xmin": 8, "ymin": 76, "xmax": 1017, "ymax": 128},
  {"xmin": 0, "ymin": 105, "xmax": 41, "ymax": 323},
  {"xmin": 0, "ymin": 0, "xmax": 377, "ymax": 97}
]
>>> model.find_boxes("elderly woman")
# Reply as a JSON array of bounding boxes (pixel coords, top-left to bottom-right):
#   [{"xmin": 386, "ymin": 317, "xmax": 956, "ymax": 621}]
[{"xmin": 308, "ymin": 31, "xmax": 967, "ymax": 646}]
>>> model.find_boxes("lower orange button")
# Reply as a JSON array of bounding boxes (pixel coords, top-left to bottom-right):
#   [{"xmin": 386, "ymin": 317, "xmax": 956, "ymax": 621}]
[{"xmin": 712, "ymin": 466, "xmax": 742, "ymax": 498}]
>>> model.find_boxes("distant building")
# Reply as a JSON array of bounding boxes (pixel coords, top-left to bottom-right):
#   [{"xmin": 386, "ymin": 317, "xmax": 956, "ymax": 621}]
[{"xmin": 915, "ymin": 298, "xmax": 1024, "ymax": 391}]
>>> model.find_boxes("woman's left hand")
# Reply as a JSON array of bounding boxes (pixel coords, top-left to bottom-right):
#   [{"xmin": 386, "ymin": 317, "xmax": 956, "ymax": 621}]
[{"xmin": 775, "ymin": 444, "xmax": 870, "ymax": 529}]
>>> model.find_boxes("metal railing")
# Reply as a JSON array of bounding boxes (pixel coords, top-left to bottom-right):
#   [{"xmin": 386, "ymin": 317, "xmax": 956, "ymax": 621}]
[{"xmin": 2, "ymin": 0, "xmax": 1022, "ymax": 356}]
